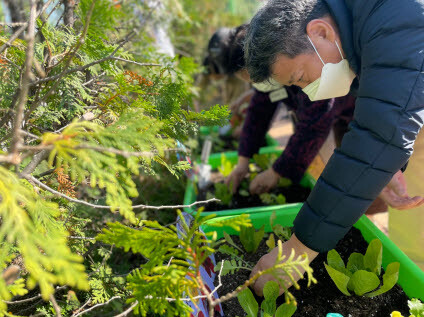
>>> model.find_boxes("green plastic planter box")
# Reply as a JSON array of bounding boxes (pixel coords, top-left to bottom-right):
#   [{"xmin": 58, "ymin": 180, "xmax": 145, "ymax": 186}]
[
  {"xmin": 201, "ymin": 210, "xmax": 424, "ymax": 301},
  {"xmin": 184, "ymin": 148, "xmax": 316, "ymax": 216},
  {"xmin": 199, "ymin": 125, "xmax": 280, "ymax": 147}
]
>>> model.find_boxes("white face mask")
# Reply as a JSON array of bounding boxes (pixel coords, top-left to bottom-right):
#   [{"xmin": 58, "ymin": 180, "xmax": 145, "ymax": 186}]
[{"xmin": 302, "ymin": 36, "xmax": 356, "ymax": 101}]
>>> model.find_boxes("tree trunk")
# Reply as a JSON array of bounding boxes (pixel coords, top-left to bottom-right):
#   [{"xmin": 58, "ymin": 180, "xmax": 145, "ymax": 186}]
[
  {"xmin": 4, "ymin": 0, "xmax": 26, "ymax": 34},
  {"xmin": 63, "ymin": 0, "xmax": 76, "ymax": 27}
]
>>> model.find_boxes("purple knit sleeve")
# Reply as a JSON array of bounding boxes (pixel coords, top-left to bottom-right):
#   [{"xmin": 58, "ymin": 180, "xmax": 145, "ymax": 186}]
[
  {"xmin": 273, "ymin": 93, "xmax": 356, "ymax": 183},
  {"xmin": 238, "ymin": 90, "xmax": 279, "ymax": 158}
]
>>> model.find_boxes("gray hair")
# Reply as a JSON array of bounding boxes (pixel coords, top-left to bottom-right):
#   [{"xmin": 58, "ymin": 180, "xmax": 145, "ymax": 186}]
[{"xmin": 244, "ymin": 0, "xmax": 330, "ymax": 83}]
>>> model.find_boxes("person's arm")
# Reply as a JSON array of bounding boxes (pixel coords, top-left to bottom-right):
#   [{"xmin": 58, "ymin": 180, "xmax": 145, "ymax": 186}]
[
  {"xmin": 238, "ymin": 89, "xmax": 279, "ymax": 158},
  {"xmin": 274, "ymin": 94, "xmax": 355, "ymax": 183},
  {"xmin": 226, "ymin": 90, "xmax": 279, "ymax": 193},
  {"xmin": 294, "ymin": 31, "xmax": 424, "ymax": 253},
  {"xmin": 250, "ymin": 93, "xmax": 355, "ymax": 194}
]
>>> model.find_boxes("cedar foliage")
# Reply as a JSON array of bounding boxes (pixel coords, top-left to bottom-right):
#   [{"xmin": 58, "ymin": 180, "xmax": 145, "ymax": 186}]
[{"xmin": 0, "ymin": 0, "xmax": 228, "ymax": 315}]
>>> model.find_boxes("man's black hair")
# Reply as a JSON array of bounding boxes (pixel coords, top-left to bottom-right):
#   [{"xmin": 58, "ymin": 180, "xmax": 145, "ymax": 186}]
[{"xmin": 245, "ymin": 0, "xmax": 330, "ymax": 82}]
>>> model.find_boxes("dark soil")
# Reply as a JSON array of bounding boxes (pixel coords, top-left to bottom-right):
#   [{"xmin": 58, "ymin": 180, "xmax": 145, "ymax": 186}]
[
  {"xmin": 214, "ymin": 228, "xmax": 410, "ymax": 317},
  {"xmin": 215, "ymin": 134, "xmax": 239, "ymax": 152},
  {"xmin": 199, "ymin": 182, "xmax": 311, "ymax": 212}
]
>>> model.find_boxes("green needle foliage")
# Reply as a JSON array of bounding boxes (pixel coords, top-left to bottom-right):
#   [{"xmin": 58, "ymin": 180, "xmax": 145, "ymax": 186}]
[
  {"xmin": 325, "ymin": 239, "xmax": 400, "ymax": 297},
  {"xmin": 0, "ymin": 0, "xmax": 231, "ymax": 315},
  {"xmin": 0, "ymin": 167, "xmax": 88, "ymax": 310},
  {"xmin": 97, "ymin": 210, "xmax": 252, "ymax": 316}
]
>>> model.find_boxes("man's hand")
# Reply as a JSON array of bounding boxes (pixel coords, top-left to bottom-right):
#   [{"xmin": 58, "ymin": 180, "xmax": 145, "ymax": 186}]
[
  {"xmin": 249, "ymin": 168, "xmax": 280, "ymax": 195},
  {"xmin": 225, "ymin": 156, "xmax": 249, "ymax": 193},
  {"xmin": 379, "ymin": 170, "xmax": 424, "ymax": 210},
  {"xmin": 250, "ymin": 234, "xmax": 318, "ymax": 296}
]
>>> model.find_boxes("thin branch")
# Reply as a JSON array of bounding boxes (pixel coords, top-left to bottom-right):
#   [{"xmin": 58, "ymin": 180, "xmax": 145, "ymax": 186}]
[
  {"xmin": 112, "ymin": 301, "xmax": 138, "ymax": 317},
  {"xmin": 72, "ymin": 296, "xmax": 121, "ymax": 317},
  {"xmin": 9, "ymin": 0, "xmax": 37, "ymax": 163},
  {"xmin": 32, "ymin": 55, "xmax": 161, "ymax": 86},
  {"xmin": 68, "ymin": 236, "xmax": 96, "ymax": 240},
  {"xmin": 0, "ymin": 0, "xmax": 55, "ymax": 54},
  {"xmin": 113, "ymin": 57, "xmax": 161, "ymax": 67},
  {"xmin": 34, "ymin": 168, "xmax": 55, "ymax": 178},
  {"xmin": 19, "ymin": 129, "xmax": 41, "ymax": 140},
  {"xmin": 24, "ymin": 175, "xmax": 219, "ymax": 210},
  {"xmin": 3, "ymin": 286, "xmax": 68, "ymax": 305},
  {"xmin": 70, "ymin": 298, "xmax": 91, "ymax": 317},
  {"xmin": 0, "ymin": 22, "xmax": 28, "ymax": 27},
  {"xmin": 0, "ymin": 55, "xmax": 20, "ymax": 68},
  {"xmin": 49, "ymin": 294, "xmax": 62, "ymax": 317},
  {"xmin": 18, "ymin": 144, "xmax": 189, "ymax": 158},
  {"xmin": 21, "ymin": 150, "xmax": 49, "ymax": 175}
]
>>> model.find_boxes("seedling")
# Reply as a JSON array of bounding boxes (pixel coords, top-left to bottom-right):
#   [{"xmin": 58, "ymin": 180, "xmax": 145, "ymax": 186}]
[
  {"xmin": 265, "ymin": 212, "xmax": 292, "ymax": 251},
  {"xmin": 325, "ymin": 239, "xmax": 400, "ymax": 296},
  {"xmin": 237, "ymin": 281, "xmax": 297, "ymax": 317},
  {"xmin": 240, "ymin": 225, "xmax": 265, "ymax": 254},
  {"xmin": 270, "ymin": 211, "xmax": 292, "ymax": 242},
  {"xmin": 213, "ymin": 182, "xmax": 233, "ymax": 205},
  {"xmin": 253, "ymin": 153, "xmax": 274, "ymax": 171},
  {"xmin": 278, "ymin": 177, "xmax": 292, "ymax": 188},
  {"xmin": 218, "ymin": 154, "xmax": 235, "ymax": 177},
  {"xmin": 215, "ymin": 233, "xmax": 253, "ymax": 275},
  {"xmin": 391, "ymin": 298, "xmax": 424, "ymax": 317},
  {"xmin": 260, "ymin": 193, "xmax": 287, "ymax": 205}
]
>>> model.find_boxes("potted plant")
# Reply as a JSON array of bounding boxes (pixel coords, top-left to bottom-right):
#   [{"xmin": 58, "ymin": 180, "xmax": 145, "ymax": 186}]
[{"xmin": 201, "ymin": 209, "xmax": 424, "ymax": 316}]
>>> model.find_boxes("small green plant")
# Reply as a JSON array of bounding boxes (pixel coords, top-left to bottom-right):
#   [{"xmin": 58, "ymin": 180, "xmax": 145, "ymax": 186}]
[
  {"xmin": 252, "ymin": 153, "xmax": 272, "ymax": 171},
  {"xmin": 391, "ymin": 298, "xmax": 424, "ymax": 317},
  {"xmin": 218, "ymin": 154, "xmax": 235, "ymax": 177},
  {"xmin": 409, "ymin": 299, "xmax": 424, "ymax": 317},
  {"xmin": 214, "ymin": 233, "xmax": 253, "ymax": 275},
  {"xmin": 264, "ymin": 212, "xmax": 292, "ymax": 251},
  {"xmin": 260, "ymin": 193, "xmax": 287, "ymax": 205},
  {"xmin": 240, "ymin": 225, "xmax": 265, "ymax": 254},
  {"xmin": 325, "ymin": 239, "xmax": 400, "ymax": 296},
  {"xmin": 270, "ymin": 211, "xmax": 292, "ymax": 242},
  {"xmin": 237, "ymin": 281, "xmax": 297, "ymax": 317},
  {"xmin": 278, "ymin": 177, "xmax": 292, "ymax": 188},
  {"xmin": 213, "ymin": 182, "xmax": 233, "ymax": 205}
]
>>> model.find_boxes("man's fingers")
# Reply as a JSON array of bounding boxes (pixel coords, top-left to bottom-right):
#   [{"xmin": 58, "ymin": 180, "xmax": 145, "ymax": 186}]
[
  {"xmin": 387, "ymin": 171, "xmax": 408, "ymax": 197},
  {"xmin": 249, "ymin": 179, "xmax": 259, "ymax": 195},
  {"xmin": 396, "ymin": 196, "xmax": 424, "ymax": 210},
  {"xmin": 252, "ymin": 274, "xmax": 268, "ymax": 296},
  {"xmin": 384, "ymin": 193, "xmax": 424, "ymax": 210}
]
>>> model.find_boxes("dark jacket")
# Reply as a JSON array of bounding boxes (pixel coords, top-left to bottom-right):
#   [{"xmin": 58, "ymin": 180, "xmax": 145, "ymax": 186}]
[
  {"xmin": 294, "ymin": 0, "xmax": 424, "ymax": 252},
  {"xmin": 238, "ymin": 87, "xmax": 355, "ymax": 183}
]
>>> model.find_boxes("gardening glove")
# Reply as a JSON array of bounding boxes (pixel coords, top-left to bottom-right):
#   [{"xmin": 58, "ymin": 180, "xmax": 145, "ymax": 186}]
[
  {"xmin": 249, "ymin": 234, "xmax": 318, "ymax": 296},
  {"xmin": 225, "ymin": 156, "xmax": 249, "ymax": 193},
  {"xmin": 249, "ymin": 168, "xmax": 280, "ymax": 195},
  {"xmin": 378, "ymin": 170, "xmax": 424, "ymax": 210}
]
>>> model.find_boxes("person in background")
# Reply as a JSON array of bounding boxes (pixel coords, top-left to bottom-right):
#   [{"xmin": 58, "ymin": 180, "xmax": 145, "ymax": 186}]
[
  {"xmin": 217, "ymin": 25, "xmax": 356, "ymax": 198},
  {"xmin": 244, "ymin": 0, "xmax": 424, "ymax": 296},
  {"xmin": 200, "ymin": 27, "xmax": 251, "ymax": 118}
]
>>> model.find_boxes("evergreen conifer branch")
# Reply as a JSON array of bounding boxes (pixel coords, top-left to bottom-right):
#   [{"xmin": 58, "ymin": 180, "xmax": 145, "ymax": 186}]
[
  {"xmin": 0, "ymin": 0, "xmax": 55, "ymax": 54},
  {"xmin": 23, "ymin": 0, "xmax": 97, "ymax": 122},
  {"xmin": 0, "ymin": 0, "xmax": 232, "ymax": 314},
  {"xmin": 25, "ymin": 175, "xmax": 219, "ymax": 211}
]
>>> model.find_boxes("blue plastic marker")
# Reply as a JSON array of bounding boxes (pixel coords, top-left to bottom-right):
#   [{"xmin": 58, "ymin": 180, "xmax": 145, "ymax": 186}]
[{"xmin": 327, "ymin": 314, "xmax": 344, "ymax": 317}]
